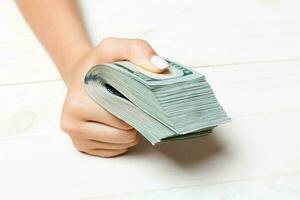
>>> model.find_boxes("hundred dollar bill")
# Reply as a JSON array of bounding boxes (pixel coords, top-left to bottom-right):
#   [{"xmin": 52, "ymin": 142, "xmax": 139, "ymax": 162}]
[
  {"xmin": 101, "ymin": 59, "xmax": 201, "ymax": 86},
  {"xmin": 84, "ymin": 59, "xmax": 230, "ymax": 145}
]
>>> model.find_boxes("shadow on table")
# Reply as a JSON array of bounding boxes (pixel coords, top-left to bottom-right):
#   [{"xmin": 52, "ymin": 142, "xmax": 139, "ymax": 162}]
[{"xmin": 129, "ymin": 130, "xmax": 226, "ymax": 169}]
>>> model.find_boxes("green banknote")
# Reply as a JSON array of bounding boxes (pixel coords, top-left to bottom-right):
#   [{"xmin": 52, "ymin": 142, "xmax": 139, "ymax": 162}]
[{"xmin": 84, "ymin": 59, "xmax": 230, "ymax": 145}]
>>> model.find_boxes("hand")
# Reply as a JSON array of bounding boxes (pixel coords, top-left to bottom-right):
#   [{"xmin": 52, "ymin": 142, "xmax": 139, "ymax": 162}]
[{"xmin": 60, "ymin": 37, "xmax": 169, "ymax": 157}]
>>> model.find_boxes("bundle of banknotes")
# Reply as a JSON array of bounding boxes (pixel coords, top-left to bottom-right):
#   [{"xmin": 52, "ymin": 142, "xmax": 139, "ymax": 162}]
[{"xmin": 84, "ymin": 59, "xmax": 230, "ymax": 145}]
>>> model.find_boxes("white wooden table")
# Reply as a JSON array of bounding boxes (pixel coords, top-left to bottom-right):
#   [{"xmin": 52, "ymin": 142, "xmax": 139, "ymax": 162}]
[{"xmin": 1, "ymin": 1, "xmax": 300, "ymax": 199}]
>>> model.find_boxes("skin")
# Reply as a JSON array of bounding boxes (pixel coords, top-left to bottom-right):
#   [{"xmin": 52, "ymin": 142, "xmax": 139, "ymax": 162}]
[{"xmin": 17, "ymin": 0, "xmax": 165, "ymax": 157}]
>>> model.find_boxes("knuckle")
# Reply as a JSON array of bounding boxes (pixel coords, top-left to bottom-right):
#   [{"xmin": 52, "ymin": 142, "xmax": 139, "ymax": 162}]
[
  {"xmin": 120, "ymin": 124, "xmax": 133, "ymax": 131},
  {"xmin": 129, "ymin": 39, "xmax": 153, "ymax": 56},
  {"xmin": 78, "ymin": 148, "xmax": 128, "ymax": 158},
  {"xmin": 130, "ymin": 39, "xmax": 150, "ymax": 50},
  {"xmin": 123, "ymin": 129, "xmax": 137, "ymax": 142},
  {"xmin": 72, "ymin": 140, "xmax": 88, "ymax": 153},
  {"xmin": 98, "ymin": 37, "xmax": 116, "ymax": 50},
  {"xmin": 132, "ymin": 135, "xmax": 140, "ymax": 145},
  {"xmin": 130, "ymin": 137, "xmax": 140, "ymax": 147},
  {"xmin": 104, "ymin": 149, "xmax": 128, "ymax": 158},
  {"xmin": 60, "ymin": 118, "xmax": 76, "ymax": 133},
  {"xmin": 77, "ymin": 146, "xmax": 88, "ymax": 153},
  {"xmin": 101, "ymin": 37, "xmax": 115, "ymax": 44},
  {"xmin": 67, "ymin": 98, "xmax": 85, "ymax": 113},
  {"xmin": 125, "ymin": 140, "xmax": 139, "ymax": 148},
  {"xmin": 100, "ymin": 153, "xmax": 115, "ymax": 158}
]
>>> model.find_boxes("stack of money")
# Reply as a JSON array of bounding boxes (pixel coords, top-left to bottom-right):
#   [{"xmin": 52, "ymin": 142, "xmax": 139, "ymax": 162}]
[{"xmin": 84, "ymin": 59, "xmax": 230, "ymax": 145}]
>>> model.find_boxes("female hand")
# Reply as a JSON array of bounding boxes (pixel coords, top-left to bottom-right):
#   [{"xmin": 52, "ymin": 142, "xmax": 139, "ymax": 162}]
[{"xmin": 60, "ymin": 37, "xmax": 169, "ymax": 157}]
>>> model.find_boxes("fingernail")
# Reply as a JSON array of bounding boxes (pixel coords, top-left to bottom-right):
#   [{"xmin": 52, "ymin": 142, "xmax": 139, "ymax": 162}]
[{"xmin": 150, "ymin": 55, "xmax": 169, "ymax": 70}]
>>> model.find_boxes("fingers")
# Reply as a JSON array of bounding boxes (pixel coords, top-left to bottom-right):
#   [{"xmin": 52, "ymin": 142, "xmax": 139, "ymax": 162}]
[
  {"xmin": 61, "ymin": 116, "xmax": 139, "ymax": 157},
  {"xmin": 86, "ymin": 149, "xmax": 128, "ymax": 158},
  {"xmin": 65, "ymin": 91, "xmax": 133, "ymax": 130},
  {"xmin": 71, "ymin": 135, "xmax": 139, "ymax": 158},
  {"xmin": 71, "ymin": 121, "xmax": 138, "ymax": 144},
  {"xmin": 82, "ymin": 96, "xmax": 133, "ymax": 130},
  {"xmin": 61, "ymin": 37, "xmax": 165, "ymax": 158},
  {"xmin": 71, "ymin": 136, "xmax": 139, "ymax": 151},
  {"xmin": 96, "ymin": 37, "xmax": 169, "ymax": 73},
  {"xmin": 127, "ymin": 39, "xmax": 170, "ymax": 73}
]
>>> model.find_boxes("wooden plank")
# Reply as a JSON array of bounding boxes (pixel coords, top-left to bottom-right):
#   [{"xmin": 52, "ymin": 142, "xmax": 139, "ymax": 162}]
[
  {"xmin": 98, "ymin": 173, "xmax": 300, "ymax": 200},
  {"xmin": 0, "ymin": 61, "xmax": 299, "ymax": 197},
  {"xmin": 0, "ymin": 2, "xmax": 60, "ymax": 84},
  {"xmin": 1, "ymin": 1, "xmax": 300, "ymax": 198},
  {"xmin": 0, "ymin": 81, "xmax": 65, "ymax": 137},
  {"xmin": 1, "ymin": 61, "xmax": 299, "ymax": 138},
  {"xmin": 1, "ymin": 1, "xmax": 300, "ymax": 84},
  {"xmin": 1, "ymin": 110, "xmax": 300, "ymax": 199},
  {"xmin": 198, "ymin": 60, "xmax": 300, "ymax": 116},
  {"xmin": 81, "ymin": 0, "xmax": 300, "ymax": 65}
]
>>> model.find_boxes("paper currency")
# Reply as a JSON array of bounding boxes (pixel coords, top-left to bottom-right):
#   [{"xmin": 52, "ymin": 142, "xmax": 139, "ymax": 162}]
[{"xmin": 84, "ymin": 59, "xmax": 230, "ymax": 145}]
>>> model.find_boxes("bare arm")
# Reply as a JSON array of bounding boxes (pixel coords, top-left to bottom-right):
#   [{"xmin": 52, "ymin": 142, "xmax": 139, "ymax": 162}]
[
  {"xmin": 17, "ymin": 0, "xmax": 92, "ymax": 82},
  {"xmin": 17, "ymin": 0, "xmax": 169, "ymax": 157}
]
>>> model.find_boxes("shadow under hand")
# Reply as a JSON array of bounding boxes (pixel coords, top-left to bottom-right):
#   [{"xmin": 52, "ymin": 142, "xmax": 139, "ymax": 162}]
[{"xmin": 130, "ymin": 131, "xmax": 225, "ymax": 170}]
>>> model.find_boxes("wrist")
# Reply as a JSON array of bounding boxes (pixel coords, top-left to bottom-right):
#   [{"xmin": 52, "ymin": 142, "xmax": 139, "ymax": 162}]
[{"xmin": 59, "ymin": 45, "xmax": 94, "ymax": 84}]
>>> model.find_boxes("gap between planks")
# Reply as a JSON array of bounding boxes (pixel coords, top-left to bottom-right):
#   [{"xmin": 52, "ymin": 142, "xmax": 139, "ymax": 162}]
[{"xmin": 2, "ymin": 58, "xmax": 300, "ymax": 87}]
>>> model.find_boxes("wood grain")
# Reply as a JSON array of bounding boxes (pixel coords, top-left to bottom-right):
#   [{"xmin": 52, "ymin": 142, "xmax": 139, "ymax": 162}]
[
  {"xmin": 1, "ymin": 0, "xmax": 300, "ymax": 199},
  {"xmin": 1, "ymin": 110, "xmax": 300, "ymax": 199},
  {"xmin": 1, "ymin": 61, "xmax": 300, "ymax": 199},
  {"xmin": 1, "ymin": 0, "xmax": 300, "ymax": 84}
]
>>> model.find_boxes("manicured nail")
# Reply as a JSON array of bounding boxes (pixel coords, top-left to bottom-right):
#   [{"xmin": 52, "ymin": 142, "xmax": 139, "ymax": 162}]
[{"xmin": 150, "ymin": 55, "xmax": 169, "ymax": 70}]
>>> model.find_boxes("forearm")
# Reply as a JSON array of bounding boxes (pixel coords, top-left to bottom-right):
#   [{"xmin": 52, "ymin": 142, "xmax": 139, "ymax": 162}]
[{"xmin": 17, "ymin": 0, "xmax": 92, "ymax": 83}]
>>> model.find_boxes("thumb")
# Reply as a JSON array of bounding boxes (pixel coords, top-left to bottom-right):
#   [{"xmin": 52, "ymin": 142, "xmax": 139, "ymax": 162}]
[
  {"xmin": 96, "ymin": 37, "xmax": 169, "ymax": 73},
  {"xmin": 127, "ymin": 39, "xmax": 169, "ymax": 73}
]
